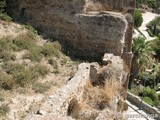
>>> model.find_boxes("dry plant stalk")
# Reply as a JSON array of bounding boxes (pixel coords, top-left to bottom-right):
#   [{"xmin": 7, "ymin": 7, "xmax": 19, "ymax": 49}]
[{"xmin": 104, "ymin": 78, "xmax": 122, "ymax": 102}]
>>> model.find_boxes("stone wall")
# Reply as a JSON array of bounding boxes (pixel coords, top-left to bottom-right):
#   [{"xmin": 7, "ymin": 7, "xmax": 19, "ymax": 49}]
[
  {"xmin": 25, "ymin": 54, "xmax": 129, "ymax": 119},
  {"xmin": 127, "ymin": 92, "xmax": 160, "ymax": 119},
  {"xmin": 7, "ymin": 0, "xmax": 135, "ymax": 66},
  {"xmin": 26, "ymin": 63, "xmax": 90, "ymax": 120}
]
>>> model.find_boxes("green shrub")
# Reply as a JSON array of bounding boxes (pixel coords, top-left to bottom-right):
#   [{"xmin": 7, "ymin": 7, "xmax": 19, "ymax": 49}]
[
  {"xmin": 31, "ymin": 64, "xmax": 49, "ymax": 77},
  {"xmin": 2, "ymin": 62, "xmax": 24, "ymax": 74},
  {"xmin": 0, "ymin": 69, "xmax": 14, "ymax": 90},
  {"xmin": 0, "ymin": 13, "xmax": 12, "ymax": 22},
  {"xmin": 12, "ymin": 33, "xmax": 35, "ymax": 51},
  {"xmin": 52, "ymin": 41, "xmax": 61, "ymax": 51},
  {"xmin": 141, "ymin": 87, "xmax": 160, "ymax": 107},
  {"xmin": 0, "ymin": 104, "xmax": 9, "ymax": 116},
  {"xmin": 0, "ymin": 93, "xmax": 4, "ymax": 102},
  {"xmin": 134, "ymin": 10, "xmax": 143, "ymax": 28},
  {"xmin": 1, "ymin": 76, "xmax": 14, "ymax": 90},
  {"xmin": 0, "ymin": 37, "xmax": 12, "ymax": 51},
  {"xmin": 142, "ymin": 87, "xmax": 158, "ymax": 100},
  {"xmin": 0, "ymin": 51, "xmax": 16, "ymax": 61},
  {"xmin": 23, "ymin": 47, "xmax": 43, "ymax": 62},
  {"xmin": 41, "ymin": 44, "xmax": 60, "ymax": 57},
  {"xmin": 24, "ymin": 24, "xmax": 38, "ymax": 35},
  {"xmin": 48, "ymin": 58, "xmax": 58, "ymax": 69},
  {"xmin": 53, "ymin": 69, "xmax": 60, "ymax": 74},
  {"xmin": 0, "ymin": 0, "xmax": 6, "ymax": 12},
  {"xmin": 147, "ymin": 16, "xmax": 160, "ymax": 36},
  {"xmin": 144, "ymin": 97, "xmax": 155, "ymax": 106},
  {"xmin": 60, "ymin": 57, "xmax": 68, "ymax": 66},
  {"xmin": 147, "ymin": 29, "xmax": 154, "ymax": 37},
  {"xmin": 32, "ymin": 82, "xmax": 51, "ymax": 93},
  {"xmin": 136, "ymin": 0, "xmax": 157, "ymax": 9},
  {"xmin": 146, "ymin": 0, "xmax": 156, "ymax": 9},
  {"xmin": 13, "ymin": 70, "xmax": 33, "ymax": 87}
]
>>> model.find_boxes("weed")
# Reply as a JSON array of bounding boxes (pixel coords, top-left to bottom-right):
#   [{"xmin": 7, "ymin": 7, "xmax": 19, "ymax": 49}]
[
  {"xmin": 31, "ymin": 64, "xmax": 49, "ymax": 77},
  {"xmin": 48, "ymin": 58, "xmax": 58, "ymax": 69},
  {"xmin": 1, "ymin": 76, "xmax": 14, "ymax": 90},
  {"xmin": 24, "ymin": 24, "xmax": 38, "ymax": 35},
  {"xmin": 32, "ymin": 82, "xmax": 51, "ymax": 93},
  {"xmin": 2, "ymin": 62, "xmax": 24, "ymax": 74},
  {"xmin": 13, "ymin": 70, "xmax": 33, "ymax": 87},
  {"xmin": 12, "ymin": 33, "xmax": 36, "ymax": 51},
  {"xmin": 144, "ymin": 97, "xmax": 155, "ymax": 106},
  {"xmin": 0, "ymin": 51, "xmax": 16, "ymax": 61},
  {"xmin": 104, "ymin": 78, "xmax": 122, "ymax": 102},
  {"xmin": 0, "ymin": 93, "xmax": 4, "ymax": 102},
  {"xmin": 0, "ymin": 13, "xmax": 12, "ymax": 22},
  {"xmin": 60, "ymin": 57, "xmax": 68, "ymax": 66},
  {"xmin": 0, "ymin": 104, "xmax": 9, "ymax": 116},
  {"xmin": 0, "ymin": 37, "xmax": 12, "ymax": 51},
  {"xmin": 23, "ymin": 47, "xmax": 43, "ymax": 62},
  {"xmin": 41, "ymin": 44, "xmax": 60, "ymax": 57},
  {"xmin": 53, "ymin": 69, "xmax": 60, "ymax": 74}
]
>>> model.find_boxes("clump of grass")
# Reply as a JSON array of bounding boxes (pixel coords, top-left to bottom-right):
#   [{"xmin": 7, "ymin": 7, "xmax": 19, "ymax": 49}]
[
  {"xmin": 0, "ymin": 51, "xmax": 16, "ymax": 62},
  {"xmin": 0, "ymin": 69, "xmax": 14, "ymax": 90},
  {"xmin": 0, "ymin": 13, "xmax": 12, "ymax": 22},
  {"xmin": 1, "ymin": 62, "xmax": 49, "ymax": 88},
  {"xmin": 2, "ymin": 62, "xmax": 24, "ymax": 74},
  {"xmin": 23, "ymin": 47, "xmax": 43, "ymax": 62},
  {"xmin": 13, "ymin": 70, "xmax": 34, "ymax": 87},
  {"xmin": 48, "ymin": 58, "xmax": 58, "ymax": 69},
  {"xmin": 11, "ymin": 33, "xmax": 36, "ymax": 51},
  {"xmin": 24, "ymin": 24, "xmax": 38, "ymax": 35},
  {"xmin": 53, "ymin": 69, "xmax": 60, "ymax": 74},
  {"xmin": 0, "ymin": 37, "xmax": 12, "ymax": 51},
  {"xmin": 52, "ymin": 41, "xmax": 61, "ymax": 51},
  {"xmin": 31, "ymin": 64, "xmax": 49, "ymax": 77},
  {"xmin": 0, "ymin": 104, "xmax": 9, "ymax": 116},
  {"xmin": 60, "ymin": 57, "xmax": 68, "ymax": 66},
  {"xmin": 41, "ymin": 43, "xmax": 60, "ymax": 57},
  {"xmin": 0, "ymin": 76, "xmax": 14, "ymax": 90},
  {"xmin": 32, "ymin": 82, "xmax": 51, "ymax": 93},
  {"xmin": 104, "ymin": 78, "xmax": 122, "ymax": 102},
  {"xmin": 0, "ymin": 93, "xmax": 4, "ymax": 102}
]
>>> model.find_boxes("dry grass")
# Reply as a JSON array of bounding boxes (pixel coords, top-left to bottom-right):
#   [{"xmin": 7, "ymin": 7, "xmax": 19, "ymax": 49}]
[
  {"xmin": 85, "ymin": 2, "xmax": 107, "ymax": 12},
  {"xmin": 104, "ymin": 78, "xmax": 122, "ymax": 102}
]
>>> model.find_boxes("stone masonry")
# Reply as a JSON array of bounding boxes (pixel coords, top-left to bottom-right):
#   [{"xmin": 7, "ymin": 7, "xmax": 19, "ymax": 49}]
[
  {"xmin": 6, "ymin": 0, "xmax": 136, "ymax": 119},
  {"xmin": 7, "ymin": 0, "xmax": 135, "ymax": 70}
]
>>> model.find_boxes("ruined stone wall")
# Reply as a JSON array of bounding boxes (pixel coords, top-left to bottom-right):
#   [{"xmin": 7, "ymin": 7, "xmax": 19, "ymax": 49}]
[{"xmin": 7, "ymin": 0, "xmax": 135, "ymax": 65}]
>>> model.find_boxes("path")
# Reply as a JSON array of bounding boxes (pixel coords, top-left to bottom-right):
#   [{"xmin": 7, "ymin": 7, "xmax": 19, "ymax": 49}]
[
  {"xmin": 133, "ymin": 12, "xmax": 159, "ymax": 40},
  {"xmin": 126, "ymin": 101, "xmax": 156, "ymax": 120}
]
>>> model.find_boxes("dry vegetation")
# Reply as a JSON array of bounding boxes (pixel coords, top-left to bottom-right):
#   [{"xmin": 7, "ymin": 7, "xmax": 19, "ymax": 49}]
[
  {"xmin": 68, "ymin": 76, "xmax": 127, "ymax": 120},
  {"xmin": 0, "ymin": 21, "xmax": 78, "ymax": 119}
]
